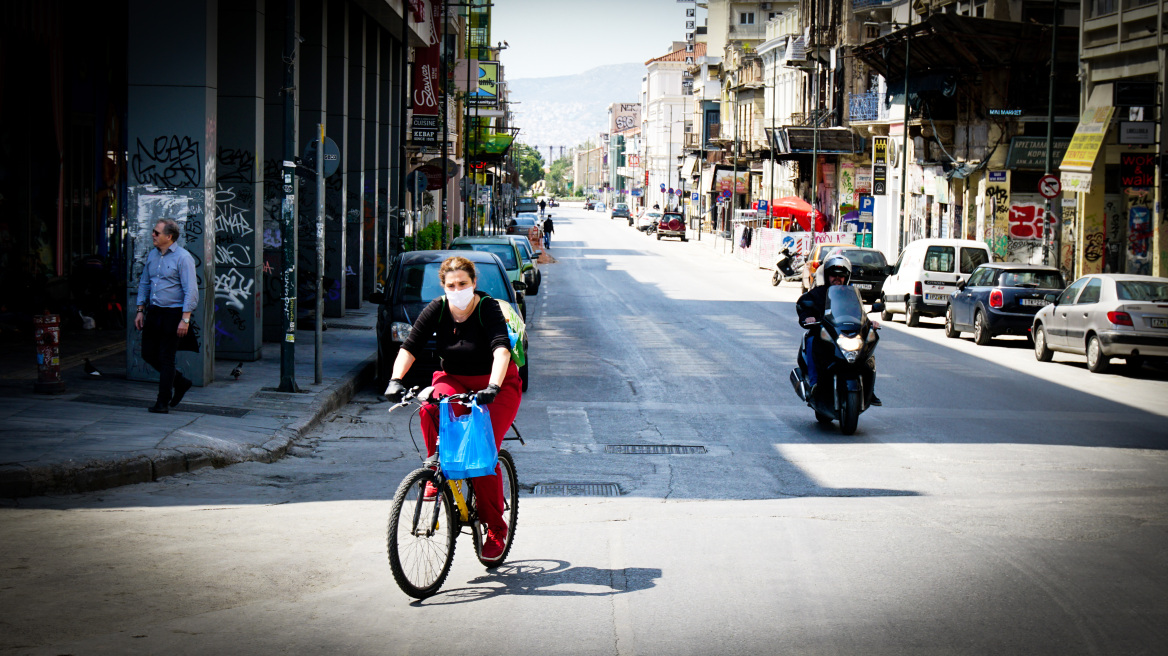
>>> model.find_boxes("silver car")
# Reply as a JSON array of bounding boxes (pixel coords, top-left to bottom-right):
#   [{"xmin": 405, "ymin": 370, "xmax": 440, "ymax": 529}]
[{"xmin": 1032, "ymin": 273, "xmax": 1168, "ymax": 373}]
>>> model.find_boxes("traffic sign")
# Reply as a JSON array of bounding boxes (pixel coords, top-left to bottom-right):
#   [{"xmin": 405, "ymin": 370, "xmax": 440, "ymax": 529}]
[
  {"xmin": 1038, "ymin": 174, "xmax": 1061, "ymax": 199},
  {"xmin": 660, "ymin": 183, "xmax": 666, "ymax": 192}
]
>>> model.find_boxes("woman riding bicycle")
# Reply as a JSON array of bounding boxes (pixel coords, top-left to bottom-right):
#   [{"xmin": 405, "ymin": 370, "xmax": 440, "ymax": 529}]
[{"xmin": 383, "ymin": 255, "xmax": 522, "ymax": 562}]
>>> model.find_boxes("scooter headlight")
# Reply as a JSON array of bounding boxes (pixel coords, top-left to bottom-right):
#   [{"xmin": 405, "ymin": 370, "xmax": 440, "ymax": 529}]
[{"xmin": 837, "ymin": 334, "xmax": 863, "ymax": 362}]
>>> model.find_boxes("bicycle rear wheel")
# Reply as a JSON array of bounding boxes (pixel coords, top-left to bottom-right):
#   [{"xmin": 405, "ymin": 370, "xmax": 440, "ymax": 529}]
[
  {"xmin": 387, "ymin": 468, "xmax": 458, "ymax": 599},
  {"xmin": 472, "ymin": 449, "xmax": 519, "ymax": 568}
]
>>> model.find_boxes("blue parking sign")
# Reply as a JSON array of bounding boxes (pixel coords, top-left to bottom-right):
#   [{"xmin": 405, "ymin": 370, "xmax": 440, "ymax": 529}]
[
  {"xmin": 859, "ymin": 195, "xmax": 875, "ymax": 218},
  {"xmin": 691, "ymin": 192, "xmax": 699, "ymax": 201}
]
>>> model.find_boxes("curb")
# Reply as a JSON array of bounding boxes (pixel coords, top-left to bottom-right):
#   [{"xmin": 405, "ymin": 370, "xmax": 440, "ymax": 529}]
[{"xmin": 0, "ymin": 355, "xmax": 376, "ymax": 499}]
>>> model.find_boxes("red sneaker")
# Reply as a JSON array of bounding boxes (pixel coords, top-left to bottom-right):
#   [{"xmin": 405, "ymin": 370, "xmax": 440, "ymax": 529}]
[
  {"xmin": 480, "ymin": 526, "xmax": 508, "ymax": 562},
  {"xmin": 423, "ymin": 482, "xmax": 438, "ymax": 499}
]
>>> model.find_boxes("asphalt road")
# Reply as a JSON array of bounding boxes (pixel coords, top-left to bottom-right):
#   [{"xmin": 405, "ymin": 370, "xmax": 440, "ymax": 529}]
[{"xmin": 3, "ymin": 202, "xmax": 1167, "ymax": 655}]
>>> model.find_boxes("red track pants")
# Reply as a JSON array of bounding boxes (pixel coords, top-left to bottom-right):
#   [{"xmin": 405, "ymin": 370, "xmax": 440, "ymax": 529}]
[{"xmin": 419, "ymin": 362, "xmax": 522, "ymax": 533}]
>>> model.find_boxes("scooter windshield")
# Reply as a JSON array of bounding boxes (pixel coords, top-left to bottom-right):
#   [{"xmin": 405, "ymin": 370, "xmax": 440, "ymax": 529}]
[{"xmin": 825, "ymin": 285, "xmax": 867, "ymax": 331}]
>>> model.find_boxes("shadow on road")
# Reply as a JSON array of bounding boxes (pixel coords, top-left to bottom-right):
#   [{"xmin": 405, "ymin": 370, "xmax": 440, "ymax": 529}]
[{"xmin": 414, "ymin": 559, "xmax": 662, "ymax": 606}]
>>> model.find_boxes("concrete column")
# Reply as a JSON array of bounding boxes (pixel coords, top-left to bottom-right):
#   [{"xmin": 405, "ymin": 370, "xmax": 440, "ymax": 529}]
[
  {"xmin": 1077, "ymin": 154, "xmax": 1108, "ymax": 275},
  {"xmin": 215, "ymin": 0, "xmax": 264, "ymax": 361},
  {"xmin": 376, "ymin": 29, "xmax": 392, "ymax": 293},
  {"xmin": 126, "ymin": 0, "xmax": 218, "ymax": 386},
  {"xmin": 389, "ymin": 33, "xmax": 405, "ymax": 260},
  {"xmin": 363, "ymin": 25, "xmax": 380, "ymax": 300},
  {"xmin": 261, "ymin": 0, "xmax": 298, "ymax": 342},
  {"xmin": 325, "ymin": 0, "xmax": 349, "ymax": 316},
  {"xmin": 297, "ymin": 0, "xmax": 327, "ymax": 322},
  {"xmin": 345, "ymin": 13, "xmax": 366, "ymax": 309}
]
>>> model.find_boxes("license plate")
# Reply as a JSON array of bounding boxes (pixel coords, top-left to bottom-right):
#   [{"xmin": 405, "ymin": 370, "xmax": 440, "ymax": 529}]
[
  {"xmin": 925, "ymin": 293, "xmax": 948, "ymax": 302},
  {"xmin": 1020, "ymin": 298, "xmax": 1049, "ymax": 307},
  {"xmin": 1153, "ymin": 317, "xmax": 1168, "ymax": 328},
  {"xmin": 853, "ymin": 283, "xmax": 871, "ymax": 290}
]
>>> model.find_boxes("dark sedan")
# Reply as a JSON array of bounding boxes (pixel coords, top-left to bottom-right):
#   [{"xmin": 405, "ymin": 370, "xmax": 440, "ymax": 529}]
[
  {"xmin": 945, "ymin": 263, "xmax": 1065, "ymax": 345},
  {"xmin": 373, "ymin": 250, "xmax": 529, "ymax": 391},
  {"xmin": 820, "ymin": 246, "xmax": 890, "ymax": 303}
]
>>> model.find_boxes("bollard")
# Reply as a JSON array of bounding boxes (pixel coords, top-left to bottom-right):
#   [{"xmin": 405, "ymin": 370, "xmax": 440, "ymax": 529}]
[{"xmin": 33, "ymin": 314, "xmax": 66, "ymax": 394}]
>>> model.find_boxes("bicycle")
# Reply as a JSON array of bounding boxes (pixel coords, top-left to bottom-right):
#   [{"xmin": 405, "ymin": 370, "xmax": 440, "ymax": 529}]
[{"xmin": 386, "ymin": 386, "xmax": 524, "ymax": 599}]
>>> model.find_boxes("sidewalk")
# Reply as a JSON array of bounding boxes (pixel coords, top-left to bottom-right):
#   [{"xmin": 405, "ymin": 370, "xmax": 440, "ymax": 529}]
[{"xmin": 0, "ymin": 304, "xmax": 379, "ymax": 498}]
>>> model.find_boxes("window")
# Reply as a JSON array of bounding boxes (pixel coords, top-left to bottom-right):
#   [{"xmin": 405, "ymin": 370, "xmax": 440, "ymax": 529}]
[
  {"xmin": 960, "ymin": 247, "xmax": 989, "ymax": 274},
  {"xmin": 740, "ymin": 12, "xmax": 755, "ymax": 25},
  {"xmin": 924, "ymin": 246, "xmax": 955, "ymax": 273},
  {"xmin": 1058, "ymin": 278, "xmax": 1088, "ymax": 305},
  {"xmin": 1117, "ymin": 280, "xmax": 1168, "ymax": 301},
  {"xmin": 1001, "ymin": 270, "xmax": 1064, "ymax": 289},
  {"xmin": 1077, "ymin": 278, "xmax": 1102, "ymax": 304},
  {"xmin": 967, "ymin": 267, "xmax": 993, "ymax": 287}
]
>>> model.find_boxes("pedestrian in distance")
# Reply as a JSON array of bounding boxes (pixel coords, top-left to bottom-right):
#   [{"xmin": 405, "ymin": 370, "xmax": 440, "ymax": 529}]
[
  {"xmin": 538, "ymin": 199, "xmax": 547, "ymax": 217},
  {"xmin": 134, "ymin": 218, "xmax": 198, "ymax": 414},
  {"xmin": 542, "ymin": 215, "xmax": 554, "ymax": 249}
]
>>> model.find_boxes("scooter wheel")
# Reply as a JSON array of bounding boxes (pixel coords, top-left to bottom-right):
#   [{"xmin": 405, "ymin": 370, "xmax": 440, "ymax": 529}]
[{"xmin": 772, "ymin": 271, "xmax": 781, "ymax": 286}]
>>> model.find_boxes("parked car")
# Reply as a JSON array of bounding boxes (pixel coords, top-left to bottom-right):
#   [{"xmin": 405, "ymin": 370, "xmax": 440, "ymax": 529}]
[
  {"xmin": 595, "ymin": 202, "xmax": 606, "ymax": 212},
  {"xmin": 656, "ymin": 212, "xmax": 686, "ymax": 241},
  {"xmin": 637, "ymin": 210, "xmax": 662, "ymax": 233},
  {"xmin": 507, "ymin": 215, "xmax": 541, "ymax": 239},
  {"xmin": 945, "ymin": 263, "xmax": 1065, "ymax": 345},
  {"xmin": 515, "ymin": 196, "xmax": 539, "ymax": 214},
  {"xmin": 1031, "ymin": 273, "xmax": 1168, "ymax": 373},
  {"xmin": 880, "ymin": 238, "xmax": 992, "ymax": 326},
  {"xmin": 583, "ymin": 200, "xmax": 595, "ymax": 210},
  {"xmin": 506, "ymin": 234, "xmax": 542, "ymax": 295},
  {"xmin": 449, "ymin": 236, "xmax": 529, "ymax": 319},
  {"xmin": 801, "ymin": 242, "xmax": 854, "ymax": 292},
  {"xmin": 611, "ymin": 202, "xmax": 632, "ymax": 222},
  {"xmin": 374, "ymin": 250, "xmax": 529, "ymax": 391},
  {"xmin": 816, "ymin": 247, "xmax": 891, "ymax": 303}
]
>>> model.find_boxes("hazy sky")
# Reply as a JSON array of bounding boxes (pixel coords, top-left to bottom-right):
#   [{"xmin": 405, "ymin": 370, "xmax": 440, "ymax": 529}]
[{"xmin": 491, "ymin": 0, "xmax": 698, "ymax": 80}]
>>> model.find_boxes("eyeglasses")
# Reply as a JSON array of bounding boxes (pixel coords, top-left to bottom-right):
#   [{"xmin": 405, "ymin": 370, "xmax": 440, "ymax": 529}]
[{"xmin": 152, "ymin": 230, "xmax": 162, "ymax": 236}]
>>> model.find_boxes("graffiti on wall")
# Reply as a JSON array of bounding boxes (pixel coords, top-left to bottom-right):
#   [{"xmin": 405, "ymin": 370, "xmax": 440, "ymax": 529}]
[
  {"xmin": 132, "ymin": 136, "xmax": 202, "ymax": 188},
  {"xmin": 1127, "ymin": 188, "xmax": 1153, "ymax": 275}
]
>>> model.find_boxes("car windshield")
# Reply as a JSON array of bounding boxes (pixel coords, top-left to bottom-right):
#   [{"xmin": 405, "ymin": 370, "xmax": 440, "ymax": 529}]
[
  {"xmin": 1116, "ymin": 280, "xmax": 1168, "ymax": 302},
  {"xmin": 512, "ymin": 240, "xmax": 534, "ymax": 258},
  {"xmin": 397, "ymin": 261, "xmax": 509, "ymax": 304},
  {"xmin": 1000, "ymin": 270, "xmax": 1063, "ymax": 289},
  {"xmin": 825, "ymin": 285, "xmax": 867, "ymax": 329},
  {"xmin": 615, "ymin": 204, "xmax": 628, "ymax": 210},
  {"xmin": 517, "ymin": 213, "xmax": 539, "ymax": 221},
  {"xmin": 836, "ymin": 249, "xmax": 887, "ymax": 269},
  {"xmin": 451, "ymin": 243, "xmax": 518, "ymax": 270}
]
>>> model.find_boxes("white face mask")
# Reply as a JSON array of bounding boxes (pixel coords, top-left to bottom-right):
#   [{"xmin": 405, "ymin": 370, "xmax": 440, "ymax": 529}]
[{"xmin": 446, "ymin": 286, "xmax": 475, "ymax": 310}]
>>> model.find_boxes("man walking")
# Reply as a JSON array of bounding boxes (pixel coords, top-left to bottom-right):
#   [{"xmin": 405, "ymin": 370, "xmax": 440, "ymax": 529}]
[
  {"xmin": 542, "ymin": 215, "xmax": 554, "ymax": 249},
  {"xmin": 134, "ymin": 218, "xmax": 198, "ymax": 413}
]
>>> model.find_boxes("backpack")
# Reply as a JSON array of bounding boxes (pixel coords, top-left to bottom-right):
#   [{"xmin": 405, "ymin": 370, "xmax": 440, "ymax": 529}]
[{"xmin": 442, "ymin": 295, "xmax": 527, "ymax": 367}]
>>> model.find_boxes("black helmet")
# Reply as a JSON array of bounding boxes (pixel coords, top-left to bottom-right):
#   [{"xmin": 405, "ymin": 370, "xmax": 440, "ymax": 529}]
[{"xmin": 821, "ymin": 253, "xmax": 852, "ymax": 285}]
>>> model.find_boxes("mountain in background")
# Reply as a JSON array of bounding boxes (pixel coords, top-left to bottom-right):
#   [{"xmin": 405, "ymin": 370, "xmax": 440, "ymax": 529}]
[{"xmin": 507, "ymin": 63, "xmax": 644, "ymax": 161}]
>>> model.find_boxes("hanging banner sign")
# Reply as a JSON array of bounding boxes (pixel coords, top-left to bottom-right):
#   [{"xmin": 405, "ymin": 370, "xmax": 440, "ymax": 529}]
[
  {"xmin": 469, "ymin": 61, "xmax": 500, "ymax": 107},
  {"xmin": 1060, "ymin": 106, "xmax": 1115, "ymax": 172},
  {"xmin": 872, "ymin": 164, "xmax": 887, "ymax": 196}
]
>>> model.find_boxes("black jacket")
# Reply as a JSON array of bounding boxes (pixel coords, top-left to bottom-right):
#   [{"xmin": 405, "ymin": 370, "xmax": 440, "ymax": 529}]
[{"xmin": 796, "ymin": 284, "xmax": 834, "ymax": 326}]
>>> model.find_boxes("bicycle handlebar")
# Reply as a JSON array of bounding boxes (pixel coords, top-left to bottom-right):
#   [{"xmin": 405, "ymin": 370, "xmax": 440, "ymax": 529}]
[{"xmin": 389, "ymin": 386, "xmax": 479, "ymax": 413}]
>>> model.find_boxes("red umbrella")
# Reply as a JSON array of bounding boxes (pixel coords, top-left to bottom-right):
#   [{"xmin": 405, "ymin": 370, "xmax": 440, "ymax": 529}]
[{"xmin": 770, "ymin": 196, "xmax": 828, "ymax": 232}]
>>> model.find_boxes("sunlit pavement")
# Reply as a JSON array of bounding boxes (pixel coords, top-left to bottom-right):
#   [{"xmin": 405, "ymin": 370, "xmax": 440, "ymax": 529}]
[{"xmin": 3, "ymin": 202, "xmax": 1167, "ymax": 655}]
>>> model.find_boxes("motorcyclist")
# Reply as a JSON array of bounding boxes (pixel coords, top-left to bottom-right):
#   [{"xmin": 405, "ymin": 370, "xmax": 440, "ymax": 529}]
[{"xmin": 796, "ymin": 253, "xmax": 881, "ymax": 406}]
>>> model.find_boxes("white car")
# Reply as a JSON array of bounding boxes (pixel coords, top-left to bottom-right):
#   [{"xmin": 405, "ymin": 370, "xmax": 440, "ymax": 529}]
[
  {"xmin": 636, "ymin": 211, "xmax": 662, "ymax": 232},
  {"xmin": 1032, "ymin": 273, "xmax": 1168, "ymax": 373},
  {"xmin": 881, "ymin": 238, "xmax": 992, "ymax": 326}
]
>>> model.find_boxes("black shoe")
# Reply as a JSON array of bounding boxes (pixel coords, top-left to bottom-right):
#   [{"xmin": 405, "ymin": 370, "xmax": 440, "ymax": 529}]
[
  {"xmin": 170, "ymin": 376, "xmax": 193, "ymax": 407},
  {"xmin": 148, "ymin": 403, "xmax": 169, "ymax": 414},
  {"xmin": 870, "ymin": 395, "xmax": 883, "ymax": 407}
]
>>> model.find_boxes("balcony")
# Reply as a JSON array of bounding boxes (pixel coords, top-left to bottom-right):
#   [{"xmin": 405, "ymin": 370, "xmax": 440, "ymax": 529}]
[
  {"xmin": 684, "ymin": 132, "xmax": 702, "ymax": 149},
  {"xmin": 848, "ymin": 90, "xmax": 886, "ymax": 122},
  {"xmin": 853, "ymin": 0, "xmax": 894, "ymax": 8}
]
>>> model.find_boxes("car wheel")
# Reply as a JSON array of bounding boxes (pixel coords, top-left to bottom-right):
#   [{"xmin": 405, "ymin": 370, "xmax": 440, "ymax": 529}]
[
  {"xmin": 944, "ymin": 305, "xmax": 960, "ymax": 338},
  {"xmin": 656, "ymin": 232, "xmax": 661, "ymax": 240},
  {"xmin": 904, "ymin": 301, "xmax": 920, "ymax": 327},
  {"xmin": 1086, "ymin": 335, "xmax": 1109, "ymax": 373},
  {"xmin": 973, "ymin": 311, "xmax": 992, "ymax": 346},
  {"xmin": 1033, "ymin": 325, "xmax": 1053, "ymax": 362},
  {"xmin": 880, "ymin": 296, "xmax": 894, "ymax": 322}
]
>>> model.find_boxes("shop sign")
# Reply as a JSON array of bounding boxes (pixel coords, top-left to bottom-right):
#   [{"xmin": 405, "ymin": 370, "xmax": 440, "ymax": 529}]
[
  {"xmin": 856, "ymin": 169, "xmax": 872, "ymax": 195},
  {"xmin": 988, "ymin": 171, "xmax": 1007, "ymax": 183},
  {"xmin": 1060, "ymin": 171, "xmax": 1093, "ymax": 193},
  {"xmin": 1120, "ymin": 152, "xmax": 1155, "ymax": 188},
  {"xmin": 1060, "ymin": 107, "xmax": 1115, "ymax": 171},
  {"xmin": 1005, "ymin": 137, "xmax": 1071, "ymax": 170},
  {"xmin": 872, "ymin": 164, "xmax": 887, "ymax": 195},
  {"xmin": 872, "ymin": 136, "xmax": 888, "ymax": 164},
  {"xmin": 410, "ymin": 115, "xmax": 439, "ymax": 145},
  {"xmin": 1118, "ymin": 122, "xmax": 1155, "ymax": 145}
]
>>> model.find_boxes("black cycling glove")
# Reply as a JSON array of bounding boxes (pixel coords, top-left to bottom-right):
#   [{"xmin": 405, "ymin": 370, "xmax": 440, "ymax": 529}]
[
  {"xmin": 476, "ymin": 383, "xmax": 502, "ymax": 405},
  {"xmin": 384, "ymin": 378, "xmax": 406, "ymax": 402}
]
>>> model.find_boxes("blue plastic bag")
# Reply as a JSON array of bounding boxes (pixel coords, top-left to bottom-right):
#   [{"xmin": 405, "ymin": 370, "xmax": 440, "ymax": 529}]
[{"xmin": 438, "ymin": 398, "xmax": 498, "ymax": 479}]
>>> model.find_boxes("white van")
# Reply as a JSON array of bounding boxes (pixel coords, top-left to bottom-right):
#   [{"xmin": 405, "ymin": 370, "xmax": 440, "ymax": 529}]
[{"xmin": 881, "ymin": 238, "xmax": 992, "ymax": 326}]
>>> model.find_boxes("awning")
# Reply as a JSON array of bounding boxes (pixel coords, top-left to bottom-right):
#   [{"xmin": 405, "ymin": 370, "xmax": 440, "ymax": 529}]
[
  {"xmin": 852, "ymin": 14, "xmax": 1079, "ymax": 81},
  {"xmin": 680, "ymin": 156, "xmax": 698, "ymax": 179},
  {"xmin": 769, "ymin": 127, "xmax": 864, "ymax": 155}
]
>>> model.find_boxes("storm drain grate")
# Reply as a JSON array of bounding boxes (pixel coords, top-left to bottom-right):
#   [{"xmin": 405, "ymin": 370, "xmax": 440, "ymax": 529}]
[
  {"xmin": 604, "ymin": 444, "xmax": 707, "ymax": 455},
  {"xmin": 533, "ymin": 483, "xmax": 621, "ymax": 497}
]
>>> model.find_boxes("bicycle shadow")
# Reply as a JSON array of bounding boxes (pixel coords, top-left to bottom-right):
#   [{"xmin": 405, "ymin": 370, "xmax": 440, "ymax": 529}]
[{"xmin": 413, "ymin": 559, "xmax": 662, "ymax": 606}]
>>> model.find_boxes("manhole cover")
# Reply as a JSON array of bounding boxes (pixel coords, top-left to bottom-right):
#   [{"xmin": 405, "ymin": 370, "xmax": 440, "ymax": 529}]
[
  {"xmin": 604, "ymin": 444, "xmax": 707, "ymax": 455},
  {"xmin": 533, "ymin": 483, "xmax": 620, "ymax": 497}
]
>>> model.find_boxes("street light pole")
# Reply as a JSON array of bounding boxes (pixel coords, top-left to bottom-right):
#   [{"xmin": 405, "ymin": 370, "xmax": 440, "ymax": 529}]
[
  {"xmin": 898, "ymin": 6, "xmax": 914, "ymax": 254},
  {"xmin": 1042, "ymin": 0, "xmax": 1061, "ymax": 267}
]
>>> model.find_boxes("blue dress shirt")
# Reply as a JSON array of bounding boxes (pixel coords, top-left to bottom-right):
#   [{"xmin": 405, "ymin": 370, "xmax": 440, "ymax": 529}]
[{"xmin": 136, "ymin": 244, "xmax": 199, "ymax": 312}]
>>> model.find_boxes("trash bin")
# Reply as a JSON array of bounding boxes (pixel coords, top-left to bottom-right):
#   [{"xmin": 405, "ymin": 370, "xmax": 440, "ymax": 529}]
[{"xmin": 33, "ymin": 314, "xmax": 66, "ymax": 394}]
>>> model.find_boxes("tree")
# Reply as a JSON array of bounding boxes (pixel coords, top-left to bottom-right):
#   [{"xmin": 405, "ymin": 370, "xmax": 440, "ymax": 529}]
[
  {"xmin": 513, "ymin": 143, "xmax": 545, "ymax": 190},
  {"xmin": 547, "ymin": 156, "xmax": 572, "ymax": 196}
]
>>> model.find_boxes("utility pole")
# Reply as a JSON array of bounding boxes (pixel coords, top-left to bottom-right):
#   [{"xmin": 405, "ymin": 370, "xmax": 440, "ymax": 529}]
[
  {"xmin": 1042, "ymin": 0, "xmax": 1061, "ymax": 266},
  {"xmin": 440, "ymin": 0, "xmax": 449, "ymax": 248},
  {"xmin": 810, "ymin": 3, "xmax": 819, "ymax": 248},
  {"xmin": 278, "ymin": 0, "xmax": 299, "ymax": 393},
  {"xmin": 898, "ymin": 6, "xmax": 914, "ymax": 254}
]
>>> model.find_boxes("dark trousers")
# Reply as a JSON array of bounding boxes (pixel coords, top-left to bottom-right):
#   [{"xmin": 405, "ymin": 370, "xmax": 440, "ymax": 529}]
[{"xmin": 142, "ymin": 306, "xmax": 187, "ymax": 405}]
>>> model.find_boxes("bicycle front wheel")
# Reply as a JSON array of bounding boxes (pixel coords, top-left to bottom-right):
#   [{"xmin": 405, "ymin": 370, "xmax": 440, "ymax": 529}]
[{"xmin": 387, "ymin": 468, "xmax": 458, "ymax": 599}]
